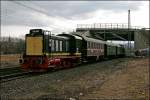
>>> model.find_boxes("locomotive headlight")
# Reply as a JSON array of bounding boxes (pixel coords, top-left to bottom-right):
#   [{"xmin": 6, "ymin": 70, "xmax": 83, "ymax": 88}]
[{"xmin": 19, "ymin": 59, "xmax": 23, "ymax": 64}]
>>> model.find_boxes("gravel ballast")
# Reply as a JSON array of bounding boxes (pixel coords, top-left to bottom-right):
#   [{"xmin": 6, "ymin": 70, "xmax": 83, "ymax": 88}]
[{"xmin": 1, "ymin": 58, "xmax": 149, "ymax": 100}]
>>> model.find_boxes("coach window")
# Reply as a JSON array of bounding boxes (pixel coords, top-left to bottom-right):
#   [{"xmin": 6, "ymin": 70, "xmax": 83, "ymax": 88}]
[
  {"xmin": 60, "ymin": 41, "xmax": 62, "ymax": 51},
  {"xmin": 56, "ymin": 40, "xmax": 58, "ymax": 51},
  {"xmin": 100, "ymin": 44, "xmax": 102, "ymax": 49},
  {"xmin": 90, "ymin": 42, "xmax": 91, "ymax": 48},
  {"xmin": 89, "ymin": 42, "xmax": 91, "ymax": 48},
  {"xmin": 93, "ymin": 43, "xmax": 94, "ymax": 48},
  {"xmin": 92, "ymin": 42, "xmax": 93, "ymax": 48},
  {"xmin": 88, "ymin": 42, "xmax": 90, "ymax": 48},
  {"xmin": 96, "ymin": 43, "xmax": 97, "ymax": 49},
  {"xmin": 96, "ymin": 43, "xmax": 98, "ymax": 49},
  {"xmin": 87, "ymin": 42, "xmax": 88, "ymax": 48},
  {"xmin": 99, "ymin": 44, "xmax": 100, "ymax": 49},
  {"xmin": 92, "ymin": 43, "xmax": 94, "ymax": 48}
]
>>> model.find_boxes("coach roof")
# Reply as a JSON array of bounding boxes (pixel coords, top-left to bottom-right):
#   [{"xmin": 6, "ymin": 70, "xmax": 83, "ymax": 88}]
[{"xmin": 82, "ymin": 36, "xmax": 106, "ymax": 44}]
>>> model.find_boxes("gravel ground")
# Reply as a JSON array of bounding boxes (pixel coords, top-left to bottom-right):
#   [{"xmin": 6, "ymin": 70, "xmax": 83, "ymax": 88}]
[
  {"xmin": 80, "ymin": 57, "xmax": 149, "ymax": 100},
  {"xmin": 0, "ymin": 58, "xmax": 149, "ymax": 100}
]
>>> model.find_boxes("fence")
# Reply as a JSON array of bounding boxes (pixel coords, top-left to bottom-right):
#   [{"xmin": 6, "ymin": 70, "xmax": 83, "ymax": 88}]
[{"xmin": 77, "ymin": 23, "xmax": 143, "ymax": 29}]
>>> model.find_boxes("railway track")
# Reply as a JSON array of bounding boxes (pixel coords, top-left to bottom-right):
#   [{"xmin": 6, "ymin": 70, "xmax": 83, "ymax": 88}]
[
  {"xmin": 0, "ymin": 58, "xmax": 127, "ymax": 83},
  {"xmin": 0, "ymin": 72, "xmax": 31, "ymax": 83},
  {"xmin": 0, "ymin": 67, "xmax": 21, "ymax": 76},
  {"xmin": 0, "ymin": 67, "xmax": 54, "ymax": 83},
  {"xmin": 0, "ymin": 67, "xmax": 35, "ymax": 82}
]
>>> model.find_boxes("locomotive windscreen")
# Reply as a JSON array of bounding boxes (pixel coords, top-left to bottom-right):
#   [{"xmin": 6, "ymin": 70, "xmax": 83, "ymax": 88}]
[
  {"xmin": 26, "ymin": 37, "xmax": 43, "ymax": 55},
  {"xmin": 30, "ymin": 29, "xmax": 43, "ymax": 35}
]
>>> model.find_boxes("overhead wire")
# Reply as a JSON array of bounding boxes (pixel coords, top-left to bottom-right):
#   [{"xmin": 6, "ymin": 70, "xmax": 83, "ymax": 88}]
[
  {"xmin": 11, "ymin": 1, "xmax": 49, "ymax": 16},
  {"xmin": 10, "ymin": 0, "xmax": 59, "ymax": 28}
]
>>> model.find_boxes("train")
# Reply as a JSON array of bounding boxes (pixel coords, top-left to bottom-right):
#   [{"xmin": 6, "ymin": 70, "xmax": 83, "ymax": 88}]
[{"xmin": 19, "ymin": 29, "xmax": 125, "ymax": 71}]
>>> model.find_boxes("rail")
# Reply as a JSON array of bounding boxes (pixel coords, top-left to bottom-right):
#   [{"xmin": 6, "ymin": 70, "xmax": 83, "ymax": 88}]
[{"xmin": 0, "ymin": 72, "xmax": 31, "ymax": 83}]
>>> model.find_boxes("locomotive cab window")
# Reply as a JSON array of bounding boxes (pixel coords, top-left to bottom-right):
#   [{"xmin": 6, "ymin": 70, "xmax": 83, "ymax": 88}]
[
  {"xmin": 49, "ymin": 39, "xmax": 52, "ymax": 47},
  {"xmin": 59, "ymin": 41, "xmax": 62, "ymax": 52},
  {"xmin": 66, "ymin": 41, "xmax": 69, "ymax": 52},
  {"xmin": 51, "ymin": 39, "xmax": 55, "ymax": 52},
  {"xmin": 55, "ymin": 40, "xmax": 59, "ymax": 52}
]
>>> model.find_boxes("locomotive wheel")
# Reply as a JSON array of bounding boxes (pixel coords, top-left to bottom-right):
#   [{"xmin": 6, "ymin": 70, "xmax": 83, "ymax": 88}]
[
  {"xmin": 54, "ymin": 65, "xmax": 61, "ymax": 70},
  {"xmin": 63, "ymin": 60, "xmax": 72, "ymax": 68}
]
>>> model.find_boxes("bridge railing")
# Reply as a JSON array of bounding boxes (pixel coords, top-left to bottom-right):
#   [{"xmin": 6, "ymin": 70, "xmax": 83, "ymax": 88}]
[{"xmin": 77, "ymin": 23, "xmax": 144, "ymax": 30}]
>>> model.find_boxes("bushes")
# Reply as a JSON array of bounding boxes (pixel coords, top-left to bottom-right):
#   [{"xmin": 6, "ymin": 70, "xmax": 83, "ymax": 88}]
[{"xmin": 0, "ymin": 37, "xmax": 25, "ymax": 54}]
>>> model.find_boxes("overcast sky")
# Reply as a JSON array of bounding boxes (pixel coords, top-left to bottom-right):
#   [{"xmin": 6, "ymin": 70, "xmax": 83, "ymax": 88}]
[{"xmin": 1, "ymin": 1, "xmax": 149, "ymax": 38}]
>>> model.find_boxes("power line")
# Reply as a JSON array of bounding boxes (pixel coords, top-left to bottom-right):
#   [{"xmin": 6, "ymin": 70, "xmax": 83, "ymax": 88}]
[
  {"xmin": 4, "ymin": 1, "xmax": 72, "ymax": 32},
  {"xmin": 10, "ymin": 1, "xmax": 59, "ymax": 28},
  {"xmin": 11, "ymin": 1, "xmax": 49, "ymax": 16}
]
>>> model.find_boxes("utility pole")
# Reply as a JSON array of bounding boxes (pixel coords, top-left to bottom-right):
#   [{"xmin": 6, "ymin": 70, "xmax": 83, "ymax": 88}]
[
  {"xmin": 128, "ymin": 10, "xmax": 131, "ymax": 29},
  {"xmin": 128, "ymin": 9, "xmax": 131, "ymax": 56}
]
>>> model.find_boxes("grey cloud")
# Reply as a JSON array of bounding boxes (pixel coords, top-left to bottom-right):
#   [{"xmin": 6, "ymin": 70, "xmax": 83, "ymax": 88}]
[
  {"xmin": 32, "ymin": 1, "xmax": 143, "ymax": 18},
  {"xmin": 1, "ymin": 1, "xmax": 50, "ymax": 27},
  {"xmin": 1, "ymin": 1, "xmax": 144, "ymax": 26}
]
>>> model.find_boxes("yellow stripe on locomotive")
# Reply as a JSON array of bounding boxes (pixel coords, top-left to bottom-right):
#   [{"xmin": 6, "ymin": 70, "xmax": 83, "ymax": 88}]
[{"xmin": 44, "ymin": 52, "xmax": 81, "ymax": 56}]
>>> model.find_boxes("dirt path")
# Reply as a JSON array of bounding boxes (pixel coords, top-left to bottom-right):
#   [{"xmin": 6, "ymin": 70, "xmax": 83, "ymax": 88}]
[{"xmin": 80, "ymin": 58, "xmax": 149, "ymax": 100}]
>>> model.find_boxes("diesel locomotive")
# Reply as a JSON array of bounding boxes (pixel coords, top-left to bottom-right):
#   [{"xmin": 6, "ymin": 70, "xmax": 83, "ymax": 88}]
[{"xmin": 19, "ymin": 29, "xmax": 125, "ymax": 71}]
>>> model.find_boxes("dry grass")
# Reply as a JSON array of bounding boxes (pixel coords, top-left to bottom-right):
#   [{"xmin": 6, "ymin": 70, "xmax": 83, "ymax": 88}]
[
  {"xmin": 0, "ymin": 54, "xmax": 21, "ymax": 68},
  {"xmin": 81, "ymin": 58, "xmax": 149, "ymax": 99}
]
